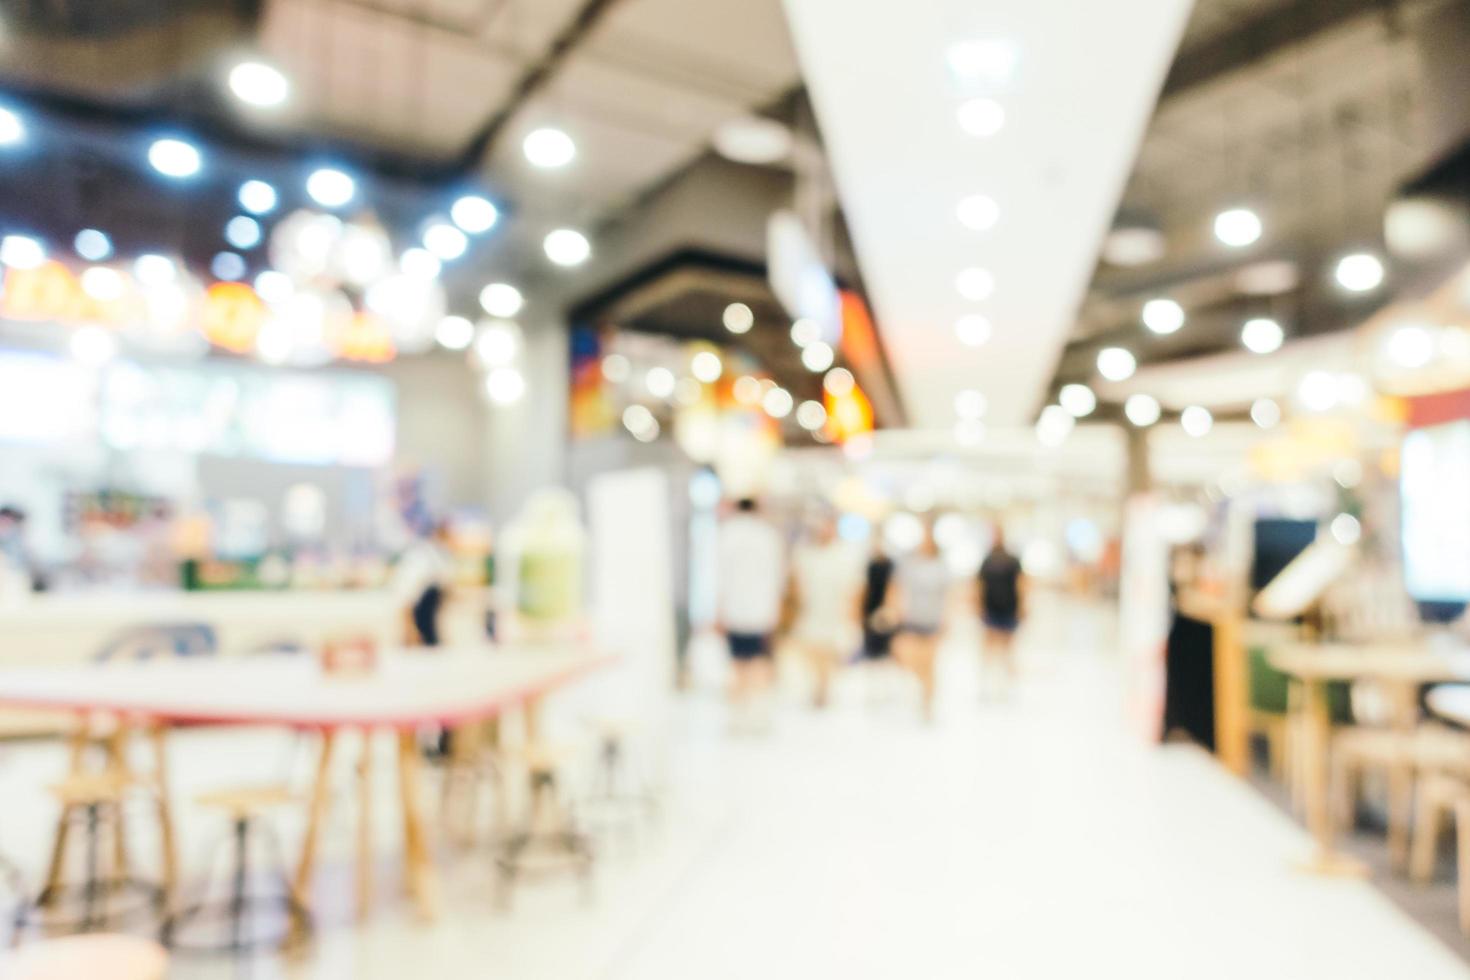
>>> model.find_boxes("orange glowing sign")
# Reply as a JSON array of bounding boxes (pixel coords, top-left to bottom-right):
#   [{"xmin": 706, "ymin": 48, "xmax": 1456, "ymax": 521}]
[
  {"xmin": 0, "ymin": 261, "xmax": 137, "ymax": 325},
  {"xmin": 824, "ymin": 382, "xmax": 874, "ymax": 443},
  {"xmin": 334, "ymin": 312, "xmax": 396, "ymax": 364},
  {"xmin": 200, "ymin": 282, "xmax": 266, "ymax": 353}
]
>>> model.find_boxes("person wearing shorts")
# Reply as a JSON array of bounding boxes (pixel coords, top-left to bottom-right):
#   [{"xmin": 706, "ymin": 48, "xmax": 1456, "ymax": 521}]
[
  {"xmin": 978, "ymin": 528, "xmax": 1024, "ymax": 699},
  {"xmin": 717, "ymin": 498, "xmax": 785, "ymax": 728},
  {"xmin": 791, "ymin": 515, "xmax": 861, "ymax": 708},
  {"xmin": 892, "ymin": 526, "xmax": 950, "ymax": 721}
]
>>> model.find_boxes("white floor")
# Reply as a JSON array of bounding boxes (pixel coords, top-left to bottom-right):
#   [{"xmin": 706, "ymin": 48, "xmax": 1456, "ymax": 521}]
[{"xmin": 2, "ymin": 594, "xmax": 1468, "ymax": 979}]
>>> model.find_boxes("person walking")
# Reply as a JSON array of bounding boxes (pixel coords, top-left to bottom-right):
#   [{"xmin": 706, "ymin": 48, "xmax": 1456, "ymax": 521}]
[
  {"xmin": 394, "ymin": 521, "xmax": 453, "ymax": 647},
  {"xmin": 716, "ymin": 498, "xmax": 786, "ymax": 729},
  {"xmin": 790, "ymin": 514, "xmax": 861, "ymax": 708},
  {"xmin": 892, "ymin": 525, "xmax": 950, "ymax": 721},
  {"xmin": 977, "ymin": 527, "xmax": 1025, "ymax": 699}
]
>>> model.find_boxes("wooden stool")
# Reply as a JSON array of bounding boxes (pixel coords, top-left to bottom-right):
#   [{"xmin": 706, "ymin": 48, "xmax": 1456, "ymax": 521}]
[
  {"xmin": 493, "ymin": 742, "xmax": 594, "ymax": 909},
  {"xmin": 15, "ymin": 774, "xmax": 165, "ymax": 937},
  {"xmin": 0, "ymin": 934, "xmax": 167, "ymax": 980},
  {"xmin": 162, "ymin": 785, "xmax": 309, "ymax": 954}
]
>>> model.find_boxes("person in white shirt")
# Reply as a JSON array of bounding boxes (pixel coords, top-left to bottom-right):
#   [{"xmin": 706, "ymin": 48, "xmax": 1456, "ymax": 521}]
[
  {"xmin": 392, "ymin": 523, "xmax": 453, "ymax": 646},
  {"xmin": 791, "ymin": 514, "xmax": 862, "ymax": 708},
  {"xmin": 717, "ymin": 498, "xmax": 786, "ymax": 719}
]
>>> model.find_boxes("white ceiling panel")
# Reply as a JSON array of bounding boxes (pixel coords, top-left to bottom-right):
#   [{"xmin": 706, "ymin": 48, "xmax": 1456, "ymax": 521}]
[{"xmin": 782, "ymin": 0, "xmax": 1192, "ymax": 427}]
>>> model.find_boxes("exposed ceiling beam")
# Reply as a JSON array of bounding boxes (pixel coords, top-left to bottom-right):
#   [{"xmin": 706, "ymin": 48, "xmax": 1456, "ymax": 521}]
[
  {"xmin": 1161, "ymin": 0, "xmax": 1400, "ymax": 102},
  {"xmin": 450, "ymin": 0, "xmax": 626, "ymax": 173}
]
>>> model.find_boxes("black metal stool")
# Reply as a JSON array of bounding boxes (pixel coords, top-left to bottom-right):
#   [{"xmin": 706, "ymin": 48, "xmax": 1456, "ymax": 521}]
[
  {"xmin": 161, "ymin": 786, "xmax": 309, "ymax": 955},
  {"xmin": 13, "ymin": 773, "xmax": 165, "ymax": 938},
  {"xmin": 493, "ymin": 743, "xmax": 594, "ymax": 909},
  {"xmin": 579, "ymin": 720, "xmax": 660, "ymax": 846}
]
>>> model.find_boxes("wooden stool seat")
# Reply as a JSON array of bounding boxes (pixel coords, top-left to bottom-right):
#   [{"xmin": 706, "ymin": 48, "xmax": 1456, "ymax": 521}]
[
  {"xmin": 194, "ymin": 784, "xmax": 296, "ymax": 817},
  {"xmin": 48, "ymin": 772, "xmax": 131, "ymax": 807},
  {"xmin": 0, "ymin": 934, "xmax": 167, "ymax": 980}
]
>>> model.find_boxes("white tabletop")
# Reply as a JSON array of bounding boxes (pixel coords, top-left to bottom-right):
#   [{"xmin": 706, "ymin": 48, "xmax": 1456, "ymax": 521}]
[
  {"xmin": 1268, "ymin": 642, "xmax": 1470, "ymax": 683},
  {"xmin": 0, "ymin": 645, "xmax": 611, "ymax": 730}
]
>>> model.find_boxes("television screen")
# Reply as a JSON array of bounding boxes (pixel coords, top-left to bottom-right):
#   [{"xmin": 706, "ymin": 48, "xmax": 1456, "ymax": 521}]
[{"xmin": 1402, "ymin": 420, "xmax": 1470, "ymax": 603}]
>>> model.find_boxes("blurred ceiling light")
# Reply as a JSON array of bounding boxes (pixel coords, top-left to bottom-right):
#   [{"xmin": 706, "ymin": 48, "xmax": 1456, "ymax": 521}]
[
  {"xmin": 1213, "ymin": 207, "xmax": 1262, "ymax": 247},
  {"xmin": 1124, "ymin": 393, "xmax": 1161, "ymax": 427},
  {"xmin": 1330, "ymin": 512, "xmax": 1362, "ymax": 546},
  {"xmin": 947, "ymin": 39, "xmax": 1018, "ymax": 82},
  {"xmin": 484, "ymin": 367, "xmax": 526, "ymax": 405},
  {"xmin": 601, "ymin": 353, "xmax": 631, "ymax": 383},
  {"xmin": 422, "ymin": 222, "xmax": 467, "ymax": 261},
  {"xmin": 253, "ymin": 270, "xmax": 293, "ymax": 304},
  {"xmin": 733, "ymin": 374, "xmax": 764, "ymax": 405},
  {"xmin": 645, "ymin": 366, "xmax": 676, "ymax": 399},
  {"xmin": 622, "ymin": 404, "xmax": 658, "ymax": 441},
  {"xmin": 790, "ymin": 318, "xmax": 821, "ymax": 347},
  {"xmin": 306, "ymin": 167, "xmax": 355, "ymax": 208},
  {"xmin": 523, "ymin": 127, "xmax": 576, "ymax": 168},
  {"xmin": 955, "ymin": 313, "xmax": 992, "ymax": 347},
  {"xmin": 336, "ymin": 222, "xmax": 391, "ymax": 285},
  {"xmin": 955, "ymin": 266, "xmax": 995, "ymax": 301},
  {"xmin": 479, "ymin": 282, "xmax": 523, "ymax": 318},
  {"xmin": 1334, "ymin": 252, "xmax": 1384, "ymax": 293},
  {"xmin": 1180, "ymin": 405, "xmax": 1213, "ymax": 438},
  {"xmin": 954, "ymin": 388, "xmax": 987, "ymax": 419},
  {"xmin": 691, "ymin": 350, "xmax": 723, "ymax": 383},
  {"xmin": 224, "ymin": 215, "xmax": 262, "ymax": 250},
  {"xmin": 1036, "ymin": 405, "xmax": 1074, "ymax": 446},
  {"xmin": 451, "ymin": 195, "xmax": 498, "ymax": 235},
  {"xmin": 956, "ymin": 97, "xmax": 1005, "ymax": 137},
  {"xmin": 1384, "ymin": 323, "xmax": 1437, "ymax": 368},
  {"xmin": 148, "ymin": 137, "xmax": 201, "ymax": 178},
  {"xmin": 956, "ymin": 194, "xmax": 999, "ymax": 232},
  {"xmin": 723, "ymin": 302, "xmax": 754, "ymax": 334},
  {"xmin": 1385, "ymin": 197, "xmax": 1465, "ymax": 260},
  {"xmin": 0, "ymin": 234, "xmax": 43, "ymax": 269},
  {"xmin": 543, "ymin": 228, "xmax": 590, "ymax": 267},
  {"xmin": 1096, "ymin": 346, "xmax": 1136, "ymax": 381},
  {"xmin": 435, "ymin": 315, "xmax": 474, "ymax": 351},
  {"xmin": 1102, "ymin": 226, "xmax": 1165, "ymax": 266},
  {"xmin": 1297, "ymin": 370, "xmax": 1339, "ymax": 412},
  {"xmin": 713, "ymin": 116, "xmax": 793, "ymax": 165},
  {"xmin": 796, "ymin": 400, "xmax": 827, "ymax": 431},
  {"xmin": 399, "ymin": 247, "xmax": 441, "ymax": 280},
  {"xmin": 801, "ymin": 341, "xmax": 835, "ymax": 372},
  {"xmin": 1059, "ymin": 383, "xmax": 1096, "ymax": 417},
  {"xmin": 1241, "ymin": 317, "xmax": 1284, "ymax": 354},
  {"xmin": 762, "ymin": 386, "xmax": 794, "ymax": 419},
  {"xmin": 1250, "ymin": 397, "xmax": 1281, "ymax": 429},
  {"xmin": 210, "ymin": 251, "xmax": 246, "ymax": 281},
  {"xmin": 1235, "ymin": 259, "xmax": 1298, "ymax": 296},
  {"xmin": 73, "ymin": 228, "xmax": 111, "ymax": 261},
  {"xmin": 1141, "ymin": 298, "xmax": 1185, "ymax": 335},
  {"xmin": 80, "ymin": 266, "xmax": 124, "ymax": 302},
  {"xmin": 70, "ymin": 325, "xmax": 118, "ymax": 365},
  {"xmin": 228, "ymin": 61, "xmax": 290, "ymax": 108},
  {"xmin": 133, "ymin": 253, "xmax": 176, "ymax": 286},
  {"xmin": 473, "ymin": 319, "xmax": 520, "ymax": 367},
  {"xmin": 823, "ymin": 367, "xmax": 855, "ymax": 397},
  {"xmin": 0, "ymin": 106, "xmax": 23, "ymax": 146},
  {"xmin": 238, "ymin": 180, "xmax": 278, "ymax": 215}
]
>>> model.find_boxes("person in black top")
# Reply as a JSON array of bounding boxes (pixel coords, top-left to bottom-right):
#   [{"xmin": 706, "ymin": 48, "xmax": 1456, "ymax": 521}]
[
  {"xmin": 977, "ymin": 528, "xmax": 1024, "ymax": 698},
  {"xmin": 861, "ymin": 545, "xmax": 896, "ymax": 660}
]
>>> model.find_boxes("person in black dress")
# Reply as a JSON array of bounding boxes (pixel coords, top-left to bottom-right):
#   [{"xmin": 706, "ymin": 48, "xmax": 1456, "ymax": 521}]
[{"xmin": 977, "ymin": 528, "xmax": 1024, "ymax": 698}]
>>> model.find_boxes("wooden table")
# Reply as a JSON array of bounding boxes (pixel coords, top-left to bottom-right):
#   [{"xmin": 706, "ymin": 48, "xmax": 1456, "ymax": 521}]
[
  {"xmin": 0, "ymin": 645, "xmax": 612, "ymax": 920},
  {"xmin": 1267, "ymin": 642, "xmax": 1470, "ymax": 875}
]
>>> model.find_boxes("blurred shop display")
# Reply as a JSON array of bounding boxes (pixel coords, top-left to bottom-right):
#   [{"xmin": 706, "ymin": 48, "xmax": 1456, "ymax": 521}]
[{"xmin": 499, "ymin": 489, "xmax": 586, "ymax": 628}]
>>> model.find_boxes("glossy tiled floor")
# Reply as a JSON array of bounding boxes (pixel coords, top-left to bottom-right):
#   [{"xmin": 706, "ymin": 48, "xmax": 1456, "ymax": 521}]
[{"xmin": 2, "ymin": 594, "xmax": 1467, "ymax": 978}]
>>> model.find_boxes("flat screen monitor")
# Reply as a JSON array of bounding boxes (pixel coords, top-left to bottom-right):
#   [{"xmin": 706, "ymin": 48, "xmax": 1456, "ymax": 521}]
[
  {"xmin": 1401, "ymin": 420, "xmax": 1470, "ymax": 604},
  {"xmin": 1251, "ymin": 519, "xmax": 1317, "ymax": 592}
]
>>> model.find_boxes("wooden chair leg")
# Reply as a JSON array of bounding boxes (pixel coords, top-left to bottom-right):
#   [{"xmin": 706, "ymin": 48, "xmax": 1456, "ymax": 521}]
[
  {"xmin": 1456, "ymin": 798, "xmax": 1470, "ymax": 934},
  {"xmin": 356, "ymin": 733, "xmax": 374, "ymax": 921},
  {"xmin": 1387, "ymin": 763, "xmax": 1415, "ymax": 873},
  {"xmin": 1410, "ymin": 779, "xmax": 1448, "ymax": 884}
]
